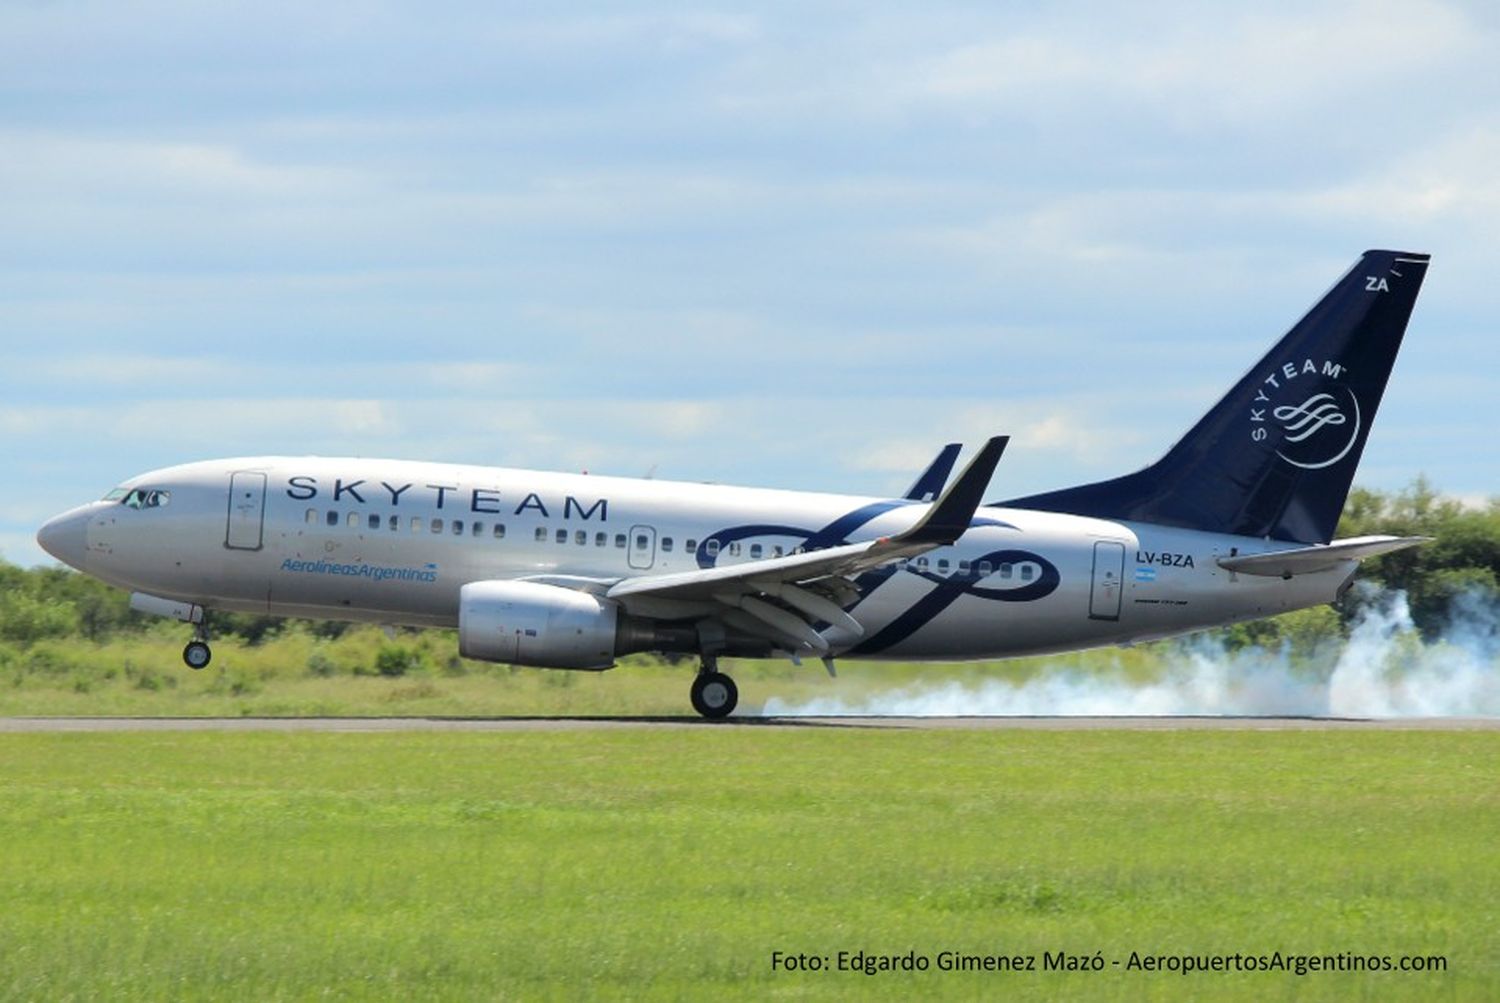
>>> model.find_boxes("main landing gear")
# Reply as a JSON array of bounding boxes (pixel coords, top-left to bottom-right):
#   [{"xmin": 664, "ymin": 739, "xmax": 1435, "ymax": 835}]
[
  {"xmin": 182, "ymin": 626, "xmax": 212, "ymax": 670},
  {"xmin": 690, "ymin": 657, "xmax": 738, "ymax": 719}
]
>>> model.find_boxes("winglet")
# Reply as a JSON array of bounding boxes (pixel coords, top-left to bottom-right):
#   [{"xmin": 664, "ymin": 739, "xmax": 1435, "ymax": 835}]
[
  {"xmin": 893, "ymin": 436, "xmax": 1008, "ymax": 546},
  {"xmin": 902, "ymin": 443, "xmax": 962, "ymax": 502}
]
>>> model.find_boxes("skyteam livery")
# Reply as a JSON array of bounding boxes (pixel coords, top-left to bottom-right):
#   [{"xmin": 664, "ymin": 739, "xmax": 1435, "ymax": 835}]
[{"xmin": 38, "ymin": 251, "xmax": 1431, "ymax": 717}]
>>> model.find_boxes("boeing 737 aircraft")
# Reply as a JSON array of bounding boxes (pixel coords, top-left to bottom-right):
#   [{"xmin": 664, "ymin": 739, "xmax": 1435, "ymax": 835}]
[{"xmin": 38, "ymin": 250, "xmax": 1431, "ymax": 717}]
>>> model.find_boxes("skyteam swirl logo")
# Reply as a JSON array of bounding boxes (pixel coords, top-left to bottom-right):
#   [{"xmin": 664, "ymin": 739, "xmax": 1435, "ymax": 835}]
[
  {"xmin": 1274, "ymin": 392, "xmax": 1347, "ymax": 443},
  {"xmin": 1248, "ymin": 358, "xmax": 1362, "ymax": 470},
  {"xmin": 697, "ymin": 503, "xmax": 1057, "ymax": 655}
]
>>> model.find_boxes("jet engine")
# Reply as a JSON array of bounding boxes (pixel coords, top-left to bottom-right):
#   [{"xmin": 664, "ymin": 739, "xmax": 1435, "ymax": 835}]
[{"xmin": 459, "ymin": 580, "xmax": 622, "ymax": 669}]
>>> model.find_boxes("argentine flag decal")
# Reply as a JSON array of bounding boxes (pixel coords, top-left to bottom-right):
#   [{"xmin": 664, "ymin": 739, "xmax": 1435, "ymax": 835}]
[{"xmin": 1134, "ymin": 566, "xmax": 1157, "ymax": 583}]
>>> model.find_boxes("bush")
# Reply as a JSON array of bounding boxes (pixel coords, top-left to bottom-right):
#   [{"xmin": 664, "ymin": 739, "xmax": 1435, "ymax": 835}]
[
  {"xmin": 306, "ymin": 651, "xmax": 338, "ymax": 678},
  {"xmin": 0, "ymin": 591, "xmax": 80, "ymax": 644},
  {"xmin": 375, "ymin": 644, "xmax": 421, "ymax": 678}
]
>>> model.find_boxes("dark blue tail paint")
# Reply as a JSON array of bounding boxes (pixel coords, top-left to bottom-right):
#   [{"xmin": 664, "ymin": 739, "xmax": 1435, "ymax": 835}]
[{"xmin": 999, "ymin": 250, "xmax": 1430, "ymax": 544}]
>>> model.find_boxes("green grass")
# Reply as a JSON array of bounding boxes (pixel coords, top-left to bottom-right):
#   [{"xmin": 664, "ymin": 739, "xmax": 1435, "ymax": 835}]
[
  {"xmin": 0, "ymin": 605, "xmax": 1351, "ymax": 718},
  {"xmin": 0, "ymin": 620, "xmax": 1196, "ymax": 717},
  {"xmin": 0, "ymin": 730, "xmax": 1494, "ymax": 999}
]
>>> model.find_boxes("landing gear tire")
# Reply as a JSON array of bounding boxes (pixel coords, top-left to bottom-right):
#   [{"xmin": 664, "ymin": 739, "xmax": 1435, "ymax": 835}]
[
  {"xmin": 183, "ymin": 641, "xmax": 212, "ymax": 671},
  {"xmin": 690, "ymin": 671, "xmax": 738, "ymax": 719}
]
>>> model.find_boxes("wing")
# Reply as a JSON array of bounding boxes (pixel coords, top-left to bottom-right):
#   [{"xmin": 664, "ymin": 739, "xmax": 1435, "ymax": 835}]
[{"xmin": 605, "ymin": 436, "xmax": 1009, "ymax": 654}]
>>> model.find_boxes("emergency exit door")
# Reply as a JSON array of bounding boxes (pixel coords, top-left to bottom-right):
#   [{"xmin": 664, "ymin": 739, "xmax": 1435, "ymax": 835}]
[
  {"xmin": 225, "ymin": 471, "xmax": 267, "ymax": 550},
  {"xmin": 628, "ymin": 525, "xmax": 657, "ymax": 569}
]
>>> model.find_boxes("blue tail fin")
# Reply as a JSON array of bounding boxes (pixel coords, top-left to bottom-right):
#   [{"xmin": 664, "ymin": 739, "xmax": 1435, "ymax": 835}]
[{"xmin": 1000, "ymin": 250, "xmax": 1430, "ymax": 544}]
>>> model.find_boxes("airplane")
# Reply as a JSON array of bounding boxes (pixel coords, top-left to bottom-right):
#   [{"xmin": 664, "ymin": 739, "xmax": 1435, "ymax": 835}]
[{"xmin": 37, "ymin": 250, "xmax": 1431, "ymax": 718}]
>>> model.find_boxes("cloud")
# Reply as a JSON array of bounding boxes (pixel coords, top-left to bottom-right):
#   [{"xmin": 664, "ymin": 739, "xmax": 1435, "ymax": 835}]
[
  {"xmin": 3, "ymin": 1, "xmax": 1495, "ymax": 568},
  {"xmin": 0, "ymin": 131, "xmax": 375, "ymax": 205},
  {"xmin": 917, "ymin": 1, "xmax": 1476, "ymax": 125}
]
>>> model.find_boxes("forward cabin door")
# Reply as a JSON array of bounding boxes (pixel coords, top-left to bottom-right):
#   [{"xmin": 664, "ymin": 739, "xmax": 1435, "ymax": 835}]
[
  {"xmin": 1089, "ymin": 540, "xmax": 1126, "ymax": 620},
  {"xmin": 225, "ymin": 471, "xmax": 267, "ymax": 551}
]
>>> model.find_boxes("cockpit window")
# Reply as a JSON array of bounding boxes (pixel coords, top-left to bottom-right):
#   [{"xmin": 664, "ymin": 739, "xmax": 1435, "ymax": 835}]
[
  {"xmin": 121, "ymin": 488, "xmax": 170, "ymax": 509},
  {"xmin": 103, "ymin": 487, "xmax": 128, "ymax": 501}
]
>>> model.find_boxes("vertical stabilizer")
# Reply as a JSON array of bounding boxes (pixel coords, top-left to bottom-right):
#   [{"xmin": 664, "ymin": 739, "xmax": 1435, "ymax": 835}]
[{"xmin": 1001, "ymin": 250, "xmax": 1430, "ymax": 544}]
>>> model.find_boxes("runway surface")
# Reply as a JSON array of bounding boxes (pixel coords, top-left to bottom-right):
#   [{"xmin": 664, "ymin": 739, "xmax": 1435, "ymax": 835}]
[{"xmin": 1, "ymin": 715, "xmax": 1496, "ymax": 732}]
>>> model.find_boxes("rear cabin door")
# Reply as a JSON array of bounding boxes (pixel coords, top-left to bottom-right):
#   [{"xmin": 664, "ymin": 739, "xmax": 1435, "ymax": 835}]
[
  {"xmin": 1089, "ymin": 540, "xmax": 1126, "ymax": 620},
  {"xmin": 225, "ymin": 471, "xmax": 267, "ymax": 551}
]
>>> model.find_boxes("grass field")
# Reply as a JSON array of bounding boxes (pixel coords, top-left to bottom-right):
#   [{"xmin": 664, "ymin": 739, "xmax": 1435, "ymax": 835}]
[
  {"xmin": 0, "ymin": 620, "xmax": 1196, "ymax": 717},
  {"xmin": 0, "ymin": 728, "xmax": 1494, "ymax": 1000}
]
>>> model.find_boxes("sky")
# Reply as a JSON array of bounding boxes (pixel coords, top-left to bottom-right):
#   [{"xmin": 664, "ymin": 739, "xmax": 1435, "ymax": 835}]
[{"xmin": 3, "ymin": 0, "xmax": 1497, "ymax": 567}]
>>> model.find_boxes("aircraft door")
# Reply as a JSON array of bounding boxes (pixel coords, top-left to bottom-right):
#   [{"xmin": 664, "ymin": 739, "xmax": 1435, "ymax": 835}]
[
  {"xmin": 627, "ymin": 525, "xmax": 656, "ymax": 570},
  {"xmin": 1089, "ymin": 540, "xmax": 1126, "ymax": 620},
  {"xmin": 225, "ymin": 471, "xmax": 267, "ymax": 551}
]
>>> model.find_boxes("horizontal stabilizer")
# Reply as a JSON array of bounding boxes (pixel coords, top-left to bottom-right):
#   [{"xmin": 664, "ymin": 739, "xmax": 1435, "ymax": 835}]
[{"xmin": 1216, "ymin": 535, "xmax": 1430, "ymax": 578}]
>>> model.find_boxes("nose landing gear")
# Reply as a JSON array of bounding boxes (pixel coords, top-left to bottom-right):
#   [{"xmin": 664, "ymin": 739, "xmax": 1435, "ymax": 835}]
[
  {"xmin": 689, "ymin": 657, "xmax": 738, "ymax": 719},
  {"xmin": 182, "ymin": 626, "xmax": 212, "ymax": 670}
]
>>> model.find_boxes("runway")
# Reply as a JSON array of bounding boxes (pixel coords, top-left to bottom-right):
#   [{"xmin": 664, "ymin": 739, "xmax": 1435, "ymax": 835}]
[{"xmin": 1, "ymin": 715, "xmax": 1496, "ymax": 732}]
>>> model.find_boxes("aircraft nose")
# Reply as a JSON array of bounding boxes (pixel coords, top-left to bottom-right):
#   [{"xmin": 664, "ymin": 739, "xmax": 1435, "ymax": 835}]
[{"xmin": 36, "ymin": 507, "xmax": 90, "ymax": 570}]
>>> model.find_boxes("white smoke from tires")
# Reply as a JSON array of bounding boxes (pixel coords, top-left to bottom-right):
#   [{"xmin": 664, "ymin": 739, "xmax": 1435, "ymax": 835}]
[{"xmin": 760, "ymin": 590, "xmax": 1500, "ymax": 717}]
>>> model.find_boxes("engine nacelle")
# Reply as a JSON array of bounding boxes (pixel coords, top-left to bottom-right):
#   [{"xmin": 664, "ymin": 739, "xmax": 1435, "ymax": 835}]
[{"xmin": 459, "ymin": 580, "xmax": 619, "ymax": 670}]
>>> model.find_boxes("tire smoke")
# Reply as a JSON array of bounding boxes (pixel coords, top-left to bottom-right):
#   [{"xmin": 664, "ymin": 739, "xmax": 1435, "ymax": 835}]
[{"xmin": 760, "ymin": 590, "xmax": 1500, "ymax": 717}]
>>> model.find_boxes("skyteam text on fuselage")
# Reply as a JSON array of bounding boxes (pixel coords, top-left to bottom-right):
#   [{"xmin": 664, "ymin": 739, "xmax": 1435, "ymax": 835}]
[{"xmin": 37, "ymin": 251, "xmax": 1432, "ymax": 717}]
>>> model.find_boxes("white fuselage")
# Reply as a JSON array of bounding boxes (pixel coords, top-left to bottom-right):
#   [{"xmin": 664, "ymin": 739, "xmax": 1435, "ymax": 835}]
[{"xmin": 50, "ymin": 457, "xmax": 1353, "ymax": 661}]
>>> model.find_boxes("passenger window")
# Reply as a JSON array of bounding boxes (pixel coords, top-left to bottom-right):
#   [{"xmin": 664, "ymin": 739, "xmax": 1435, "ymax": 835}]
[
  {"xmin": 615, "ymin": 534, "xmax": 626, "ymax": 548},
  {"xmin": 472, "ymin": 521, "xmax": 483, "ymax": 537},
  {"xmin": 773, "ymin": 546, "xmax": 783, "ymax": 557},
  {"xmin": 595, "ymin": 532, "xmax": 607, "ymax": 547},
  {"xmin": 938, "ymin": 559, "xmax": 950, "ymax": 572},
  {"xmin": 411, "ymin": 517, "xmax": 423, "ymax": 533},
  {"xmin": 686, "ymin": 539, "xmax": 697, "ymax": 554},
  {"xmin": 978, "ymin": 561, "xmax": 992, "ymax": 576},
  {"xmin": 1021, "ymin": 565, "xmax": 1034, "ymax": 581},
  {"xmin": 635, "ymin": 534, "xmax": 648, "ymax": 550},
  {"xmin": 367, "ymin": 514, "xmax": 381, "ymax": 531},
  {"xmin": 452, "ymin": 520, "xmax": 464, "ymax": 536},
  {"xmin": 575, "ymin": 530, "xmax": 586, "ymax": 545},
  {"xmin": 494, "ymin": 524, "xmax": 506, "ymax": 539},
  {"xmin": 1000, "ymin": 563, "xmax": 1012, "ymax": 579},
  {"xmin": 749, "ymin": 544, "xmax": 762, "ymax": 558},
  {"xmin": 326, "ymin": 510, "xmax": 339, "ymax": 527},
  {"xmin": 431, "ymin": 518, "xmax": 443, "ymax": 534},
  {"xmin": 388, "ymin": 515, "xmax": 399, "ymax": 532},
  {"xmin": 305, "ymin": 509, "xmax": 318, "ymax": 524},
  {"xmin": 347, "ymin": 512, "xmax": 361, "ymax": 528},
  {"xmin": 959, "ymin": 560, "xmax": 970, "ymax": 574},
  {"xmin": 729, "ymin": 542, "xmax": 741, "ymax": 556},
  {"xmin": 705, "ymin": 540, "xmax": 720, "ymax": 557},
  {"xmin": 555, "ymin": 528, "xmax": 568, "ymax": 544},
  {"xmin": 662, "ymin": 537, "xmax": 673, "ymax": 553},
  {"xmin": 535, "ymin": 527, "xmax": 547, "ymax": 542},
  {"xmin": 916, "ymin": 557, "xmax": 928, "ymax": 569}
]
